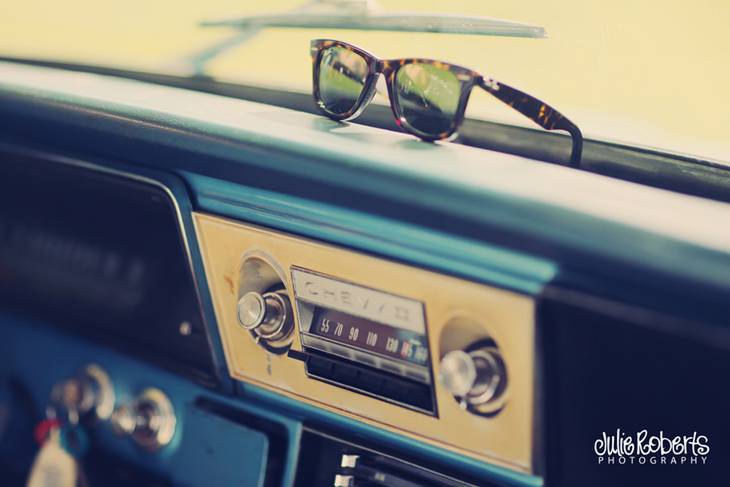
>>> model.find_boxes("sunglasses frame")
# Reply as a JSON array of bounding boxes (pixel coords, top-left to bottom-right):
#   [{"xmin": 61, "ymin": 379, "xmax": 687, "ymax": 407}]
[{"xmin": 311, "ymin": 39, "xmax": 583, "ymax": 167}]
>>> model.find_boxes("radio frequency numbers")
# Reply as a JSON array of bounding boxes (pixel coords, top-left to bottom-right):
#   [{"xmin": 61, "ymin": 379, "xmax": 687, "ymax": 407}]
[
  {"xmin": 319, "ymin": 319, "xmax": 330, "ymax": 333},
  {"xmin": 318, "ymin": 319, "xmax": 360, "ymax": 343},
  {"xmin": 313, "ymin": 309, "xmax": 429, "ymax": 365},
  {"xmin": 319, "ymin": 319, "xmax": 346, "ymax": 337},
  {"xmin": 348, "ymin": 326, "xmax": 359, "ymax": 342}
]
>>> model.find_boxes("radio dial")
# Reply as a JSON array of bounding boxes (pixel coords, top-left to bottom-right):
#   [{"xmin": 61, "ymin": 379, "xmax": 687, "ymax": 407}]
[
  {"xmin": 237, "ymin": 290, "xmax": 294, "ymax": 344},
  {"xmin": 440, "ymin": 346, "xmax": 507, "ymax": 415}
]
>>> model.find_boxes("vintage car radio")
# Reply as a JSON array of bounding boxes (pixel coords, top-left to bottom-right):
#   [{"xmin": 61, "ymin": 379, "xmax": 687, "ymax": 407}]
[
  {"xmin": 195, "ymin": 213, "xmax": 537, "ymax": 473},
  {"xmin": 290, "ymin": 268, "xmax": 436, "ymax": 414}
]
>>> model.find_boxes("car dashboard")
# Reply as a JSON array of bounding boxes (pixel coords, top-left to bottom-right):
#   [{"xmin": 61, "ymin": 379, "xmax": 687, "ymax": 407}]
[{"xmin": 0, "ymin": 61, "xmax": 729, "ymax": 486}]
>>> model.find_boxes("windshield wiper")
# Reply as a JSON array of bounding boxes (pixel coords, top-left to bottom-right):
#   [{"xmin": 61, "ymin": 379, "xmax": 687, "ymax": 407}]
[
  {"xmin": 185, "ymin": 0, "xmax": 546, "ymax": 77},
  {"xmin": 201, "ymin": 0, "xmax": 546, "ymax": 36}
]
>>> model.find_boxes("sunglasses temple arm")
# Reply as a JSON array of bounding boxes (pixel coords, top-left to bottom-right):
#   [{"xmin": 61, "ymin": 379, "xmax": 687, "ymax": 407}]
[{"xmin": 478, "ymin": 79, "xmax": 583, "ymax": 168}]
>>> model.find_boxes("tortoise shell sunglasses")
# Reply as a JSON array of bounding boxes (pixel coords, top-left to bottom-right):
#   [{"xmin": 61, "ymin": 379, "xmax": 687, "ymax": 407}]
[{"xmin": 311, "ymin": 39, "xmax": 583, "ymax": 167}]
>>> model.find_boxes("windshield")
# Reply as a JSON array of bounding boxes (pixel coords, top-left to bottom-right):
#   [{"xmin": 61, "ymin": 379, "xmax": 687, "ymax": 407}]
[{"xmin": 3, "ymin": 1, "xmax": 729, "ymax": 162}]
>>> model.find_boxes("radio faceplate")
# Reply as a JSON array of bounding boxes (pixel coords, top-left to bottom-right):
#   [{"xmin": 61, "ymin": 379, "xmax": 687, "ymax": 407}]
[
  {"xmin": 292, "ymin": 267, "xmax": 436, "ymax": 414},
  {"xmin": 194, "ymin": 213, "xmax": 537, "ymax": 473}
]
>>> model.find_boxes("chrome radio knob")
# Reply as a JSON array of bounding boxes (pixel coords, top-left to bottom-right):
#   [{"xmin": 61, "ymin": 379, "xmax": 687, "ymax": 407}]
[
  {"xmin": 111, "ymin": 388, "xmax": 176, "ymax": 451},
  {"xmin": 440, "ymin": 350, "xmax": 477, "ymax": 398},
  {"xmin": 237, "ymin": 290, "xmax": 294, "ymax": 343},
  {"xmin": 440, "ymin": 347, "xmax": 507, "ymax": 414}
]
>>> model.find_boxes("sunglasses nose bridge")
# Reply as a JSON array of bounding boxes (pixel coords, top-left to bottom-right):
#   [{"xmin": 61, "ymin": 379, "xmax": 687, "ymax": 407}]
[{"xmin": 374, "ymin": 74, "xmax": 389, "ymax": 100}]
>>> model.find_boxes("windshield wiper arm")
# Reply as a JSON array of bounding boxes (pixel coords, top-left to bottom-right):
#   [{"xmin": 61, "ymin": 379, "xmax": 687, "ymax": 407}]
[
  {"xmin": 201, "ymin": 7, "xmax": 546, "ymax": 38},
  {"xmin": 184, "ymin": 0, "xmax": 546, "ymax": 77}
]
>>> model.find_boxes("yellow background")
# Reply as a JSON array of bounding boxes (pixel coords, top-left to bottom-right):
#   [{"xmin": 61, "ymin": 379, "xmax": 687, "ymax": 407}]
[{"xmin": 2, "ymin": 1, "xmax": 729, "ymax": 161}]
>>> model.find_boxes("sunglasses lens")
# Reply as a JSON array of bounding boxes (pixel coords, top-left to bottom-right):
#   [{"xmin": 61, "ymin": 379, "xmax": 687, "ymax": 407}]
[
  {"xmin": 317, "ymin": 46, "xmax": 369, "ymax": 116},
  {"xmin": 395, "ymin": 63, "xmax": 461, "ymax": 137}
]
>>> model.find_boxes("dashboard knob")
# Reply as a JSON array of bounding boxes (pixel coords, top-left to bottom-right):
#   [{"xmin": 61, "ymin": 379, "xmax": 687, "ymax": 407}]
[
  {"xmin": 237, "ymin": 290, "xmax": 294, "ymax": 343},
  {"xmin": 439, "ymin": 350, "xmax": 478, "ymax": 398},
  {"xmin": 51, "ymin": 364, "xmax": 115, "ymax": 421},
  {"xmin": 439, "ymin": 347, "xmax": 507, "ymax": 414},
  {"xmin": 110, "ymin": 388, "xmax": 176, "ymax": 451}
]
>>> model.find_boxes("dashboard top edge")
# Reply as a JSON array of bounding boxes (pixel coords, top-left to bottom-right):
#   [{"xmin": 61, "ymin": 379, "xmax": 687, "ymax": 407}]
[
  {"xmin": 2, "ymin": 62, "xmax": 730, "ymax": 299},
  {"xmin": 0, "ymin": 62, "xmax": 728, "ymax": 249}
]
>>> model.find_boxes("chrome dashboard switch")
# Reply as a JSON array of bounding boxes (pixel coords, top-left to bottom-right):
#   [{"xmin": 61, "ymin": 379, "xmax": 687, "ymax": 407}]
[
  {"xmin": 440, "ymin": 347, "xmax": 507, "ymax": 415},
  {"xmin": 51, "ymin": 364, "xmax": 115, "ymax": 421},
  {"xmin": 110, "ymin": 388, "xmax": 176, "ymax": 451}
]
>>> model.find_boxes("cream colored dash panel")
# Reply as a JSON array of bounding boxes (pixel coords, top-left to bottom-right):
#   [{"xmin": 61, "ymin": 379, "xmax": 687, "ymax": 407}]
[{"xmin": 194, "ymin": 212, "xmax": 537, "ymax": 473}]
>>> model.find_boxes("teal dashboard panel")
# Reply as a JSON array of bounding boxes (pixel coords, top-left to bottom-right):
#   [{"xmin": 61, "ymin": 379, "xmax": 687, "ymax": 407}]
[{"xmin": 0, "ymin": 61, "xmax": 729, "ymax": 486}]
